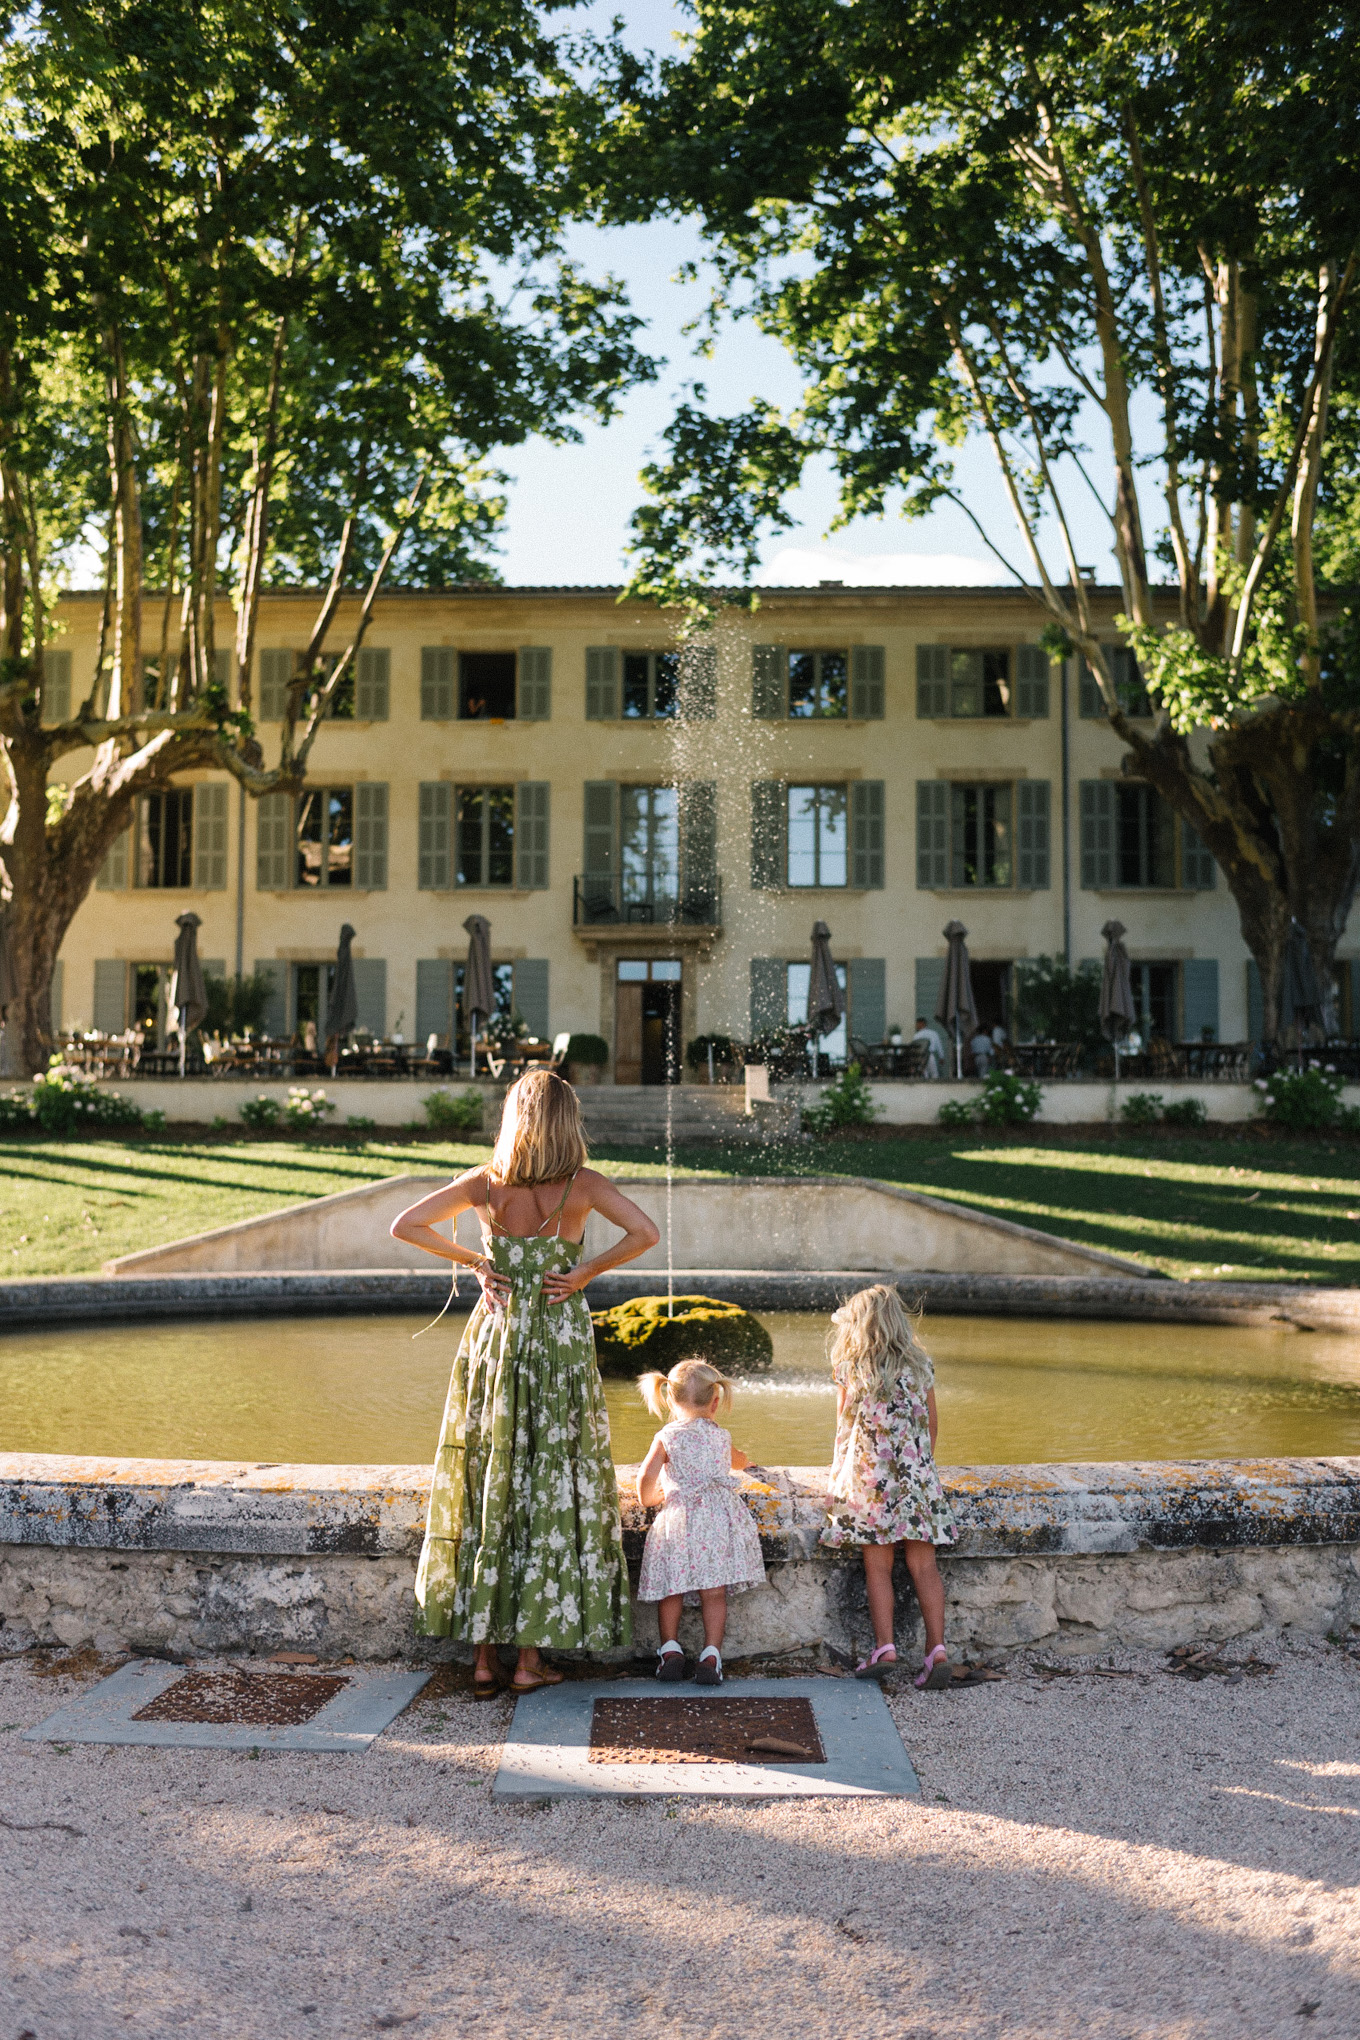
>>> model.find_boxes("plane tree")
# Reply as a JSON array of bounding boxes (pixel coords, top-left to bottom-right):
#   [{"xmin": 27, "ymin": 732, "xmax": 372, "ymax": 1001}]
[
  {"xmin": 614, "ymin": 0, "xmax": 1360, "ymax": 1039},
  {"xmin": 0, "ymin": 0, "xmax": 649, "ymax": 1073}
]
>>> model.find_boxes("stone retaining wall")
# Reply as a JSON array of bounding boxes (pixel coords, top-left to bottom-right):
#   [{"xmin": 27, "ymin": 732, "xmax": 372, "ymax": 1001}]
[{"xmin": 2, "ymin": 1453, "xmax": 1356, "ymax": 1664}]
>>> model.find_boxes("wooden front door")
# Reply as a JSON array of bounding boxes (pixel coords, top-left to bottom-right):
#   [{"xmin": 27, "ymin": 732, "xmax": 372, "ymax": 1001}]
[{"xmin": 615, "ymin": 981, "xmax": 644, "ymax": 1085}]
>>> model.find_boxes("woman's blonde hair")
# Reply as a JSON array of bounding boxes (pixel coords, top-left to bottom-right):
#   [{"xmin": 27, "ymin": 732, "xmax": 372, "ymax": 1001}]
[
  {"xmin": 488, "ymin": 1069, "xmax": 589, "ymax": 1186},
  {"xmin": 829, "ymin": 1284, "xmax": 934, "ymax": 1403},
  {"xmin": 639, "ymin": 1358, "xmax": 734, "ymax": 1422}
]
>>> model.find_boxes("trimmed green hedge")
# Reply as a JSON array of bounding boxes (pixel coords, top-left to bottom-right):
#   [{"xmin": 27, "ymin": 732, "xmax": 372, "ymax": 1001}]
[{"xmin": 589, "ymin": 1294, "xmax": 774, "ymax": 1378}]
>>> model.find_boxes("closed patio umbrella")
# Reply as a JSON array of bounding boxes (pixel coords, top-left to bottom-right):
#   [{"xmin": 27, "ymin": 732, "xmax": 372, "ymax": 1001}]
[
  {"xmin": 327, "ymin": 923, "xmax": 358, "ymax": 1073},
  {"xmin": 806, "ymin": 920, "xmax": 845, "ymax": 1078},
  {"xmin": 936, "ymin": 920, "xmax": 977, "ymax": 1080},
  {"xmin": 169, "ymin": 911, "xmax": 208, "ymax": 1078},
  {"xmin": 463, "ymin": 913, "xmax": 495, "ymax": 1076},
  {"xmin": 0, "ymin": 908, "xmax": 17, "ymax": 1077},
  {"xmin": 1100, "ymin": 919, "xmax": 1137, "ymax": 1080}
]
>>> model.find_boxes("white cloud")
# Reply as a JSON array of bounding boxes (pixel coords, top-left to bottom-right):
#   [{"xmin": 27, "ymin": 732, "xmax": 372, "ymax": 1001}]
[{"xmin": 758, "ymin": 545, "xmax": 1002, "ymax": 587}]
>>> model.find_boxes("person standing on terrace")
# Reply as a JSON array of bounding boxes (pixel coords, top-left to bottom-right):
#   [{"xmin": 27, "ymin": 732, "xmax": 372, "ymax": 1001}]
[{"xmin": 392, "ymin": 1070, "xmax": 659, "ymax": 1695}]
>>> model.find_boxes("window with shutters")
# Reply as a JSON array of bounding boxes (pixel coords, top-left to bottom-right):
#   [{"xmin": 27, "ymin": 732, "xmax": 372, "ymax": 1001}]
[
  {"xmin": 678, "ymin": 642, "xmax": 717, "ymax": 718},
  {"xmin": 950, "ymin": 784, "xmax": 1012, "ymax": 887},
  {"xmin": 1079, "ymin": 644, "xmax": 1152, "ymax": 717},
  {"xmin": 1182, "ymin": 819, "xmax": 1217, "ymax": 889},
  {"xmin": 459, "ymin": 651, "xmax": 516, "ymax": 719},
  {"xmin": 788, "ymin": 650, "xmax": 848, "ymax": 718},
  {"xmin": 193, "ymin": 784, "xmax": 229, "ymax": 890},
  {"xmin": 457, "ymin": 786, "xmax": 516, "ymax": 887},
  {"xmin": 296, "ymin": 788, "xmax": 354, "ymax": 888},
  {"xmin": 518, "ymin": 648, "xmax": 552, "ymax": 721},
  {"xmin": 623, "ymin": 651, "xmax": 680, "ymax": 719},
  {"xmin": 418, "ymin": 784, "xmax": 450, "ymax": 890},
  {"xmin": 421, "ymin": 647, "xmax": 455, "ymax": 720},
  {"xmin": 850, "ymin": 646, "xmax": 885, "ymax": 719},
  {"xmin": 97, "ymin": 823, "xmax": 131, "ymax": 891},
  {"xmin": 787, "ymin": 959, "xmax": 847, "ymax": 1059},
  {"xmin": 133, "ymin": 963, "xmax": 170, "ymax": 1038},
  {"xmin": 621, "ymin": 785, "xmax": 680, "ymax": 906},
  {"xmin": 916, "ymin": 782, "xmax": 949, "ymax": 888},
  {"xmin": 1016, "ymin": 782, "xmax": 1051, "ymax": 889},
  {"xmin": 585, "ymin": 646, "xmax": 620, "ymax": 720},
  {"xmin": 850, "ymin": 781, "xmax": 885, "ymax": 888},
  {"xmin": 1080, "ymin": 780, "xmax": 1212, "ymax": 887},
  {"xmin": 355, "ymin": 648, "xmax": 390, "ymax": 721},
  {"xmin": 136, "ymin": 790, "xmax": 194, "ymax": 888},
  {"xmin": 354, "ymin": 784, "xmax": 387, "ymax": 890},
  {"xmin": 787, "ymin": 785, "xmax": 848, "ymax": 887},
  {"xmin": 1015, "ymin": 646, "xmax": 1050, "ymax": 718},
  {"xmin": 256, "ymin": 793, "xmax": 292, "ymax": 890},
  {"xmin": 916, "ymin": 645, "xmax": 1014, "ymax": 717},
  {"xmin": 257, "ymin": 649, "xmax": 294, "ymax": 720},
  {"xmin": 42, "ymin": 650, "xmax": 71, "ymax": 724},
  {"xmin": 517, "ymin": 782, "xmax": 550, "ymax": 889}
]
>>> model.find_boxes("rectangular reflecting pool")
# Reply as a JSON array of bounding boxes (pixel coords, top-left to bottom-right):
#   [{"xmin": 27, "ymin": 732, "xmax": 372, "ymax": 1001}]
[{"xmin": 2, "ymin": 1310, "xmax": 1359, "ymax": 1466}]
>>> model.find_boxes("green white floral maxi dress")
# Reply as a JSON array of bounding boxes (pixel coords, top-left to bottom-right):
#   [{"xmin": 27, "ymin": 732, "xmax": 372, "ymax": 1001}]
[{"xmin": 414, "ymin": 1218, "xmax": 631, "ymax": 1651}]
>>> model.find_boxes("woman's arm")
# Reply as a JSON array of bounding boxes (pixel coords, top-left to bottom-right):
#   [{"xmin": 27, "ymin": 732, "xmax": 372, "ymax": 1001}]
[
  {"xmin": 389, "ymin": 1170, "xmax": 509, "ymax": 1307},
  {"xmin": 637, "ymin": 1437, "xmax": 668, "ymax": 1508},
  {"xmin": 927, "ymin": 1386, "xmax": 939, "ymax": 1452},
  {"xmin": 542, "ymin": 1170, "xmax": 661, "ymax": 1303}
]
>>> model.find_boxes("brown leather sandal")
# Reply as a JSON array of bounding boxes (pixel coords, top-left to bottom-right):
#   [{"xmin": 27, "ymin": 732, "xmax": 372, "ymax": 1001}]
[{"xmin": 510, "ymin": 1665, "xmax": 566, "ymax": 1692}]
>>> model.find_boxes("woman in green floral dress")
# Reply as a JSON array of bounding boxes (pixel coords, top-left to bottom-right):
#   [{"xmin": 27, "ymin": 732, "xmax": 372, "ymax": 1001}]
[{"xmin": 391, "ymin": 1071, "xmax": 659, "ymax": 1695}]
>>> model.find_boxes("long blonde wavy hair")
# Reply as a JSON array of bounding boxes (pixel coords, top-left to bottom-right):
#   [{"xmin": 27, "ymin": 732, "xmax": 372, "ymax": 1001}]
[
  {"xmin": 829, "ymin": 1285, "xmax": 934, "ymax": 1404},
  {"xmin": 489, "ymin": 1069, "xmax": 589, "ymax": 1186},
  {"xmin": 638, "ymin": 1358, "xmax": 734, "ymax": 1421}
]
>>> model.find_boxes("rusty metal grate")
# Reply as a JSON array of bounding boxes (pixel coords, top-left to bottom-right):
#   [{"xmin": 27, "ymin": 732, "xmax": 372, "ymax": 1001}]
[
  {"xmin": 589, "ymin": 1695, "xmax": 825, "ymax": 1766},
  {"xmin": 131, "ymin": 1670, "xmax": 349, "ymax": 1728}
]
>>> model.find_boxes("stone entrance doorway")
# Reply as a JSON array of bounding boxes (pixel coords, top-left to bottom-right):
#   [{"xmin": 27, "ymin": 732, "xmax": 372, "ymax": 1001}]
[{"xmin": 614, "ymin": 958, "xmax": 682, "ymax": 1085}]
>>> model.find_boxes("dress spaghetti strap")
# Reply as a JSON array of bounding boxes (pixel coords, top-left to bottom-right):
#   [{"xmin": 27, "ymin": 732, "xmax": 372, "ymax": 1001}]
[{"xmin": 482, "ymin": 1170, "xmax": 579, "ymax": 1242}]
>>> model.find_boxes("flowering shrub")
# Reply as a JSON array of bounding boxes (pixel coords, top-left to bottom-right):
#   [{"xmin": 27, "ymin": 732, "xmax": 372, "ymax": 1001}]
[
  {"xmin": 1253, "ymin": 1065, "xmax": 1349, "ymax": 1131},
  {"xmin": 0, "ymin": 1091, "xmax": 36, "ymax": 1131},
  {"xmin": 937, "ymin": 1097, "xmax": 974, "ymax": 1127},
  {"xmin": 284, "ymin": 1086, "xmax": 335, "ymax": 1125},
  {"xmin": 975, "ymin": 1069, "xmax": 1043, "ymax": 1126},
  {"xmin": 1119, "ymin": 1091, "xmax": 1163, "ymax": 1126},
  {"xmin": 29, "ymin": 1061, "xmax": 156, "ymax": 1135},
  {"xmin": 801, "ymin": 1061, "xmax": 880, "ymax": 1133},
  {"xmin": 239, "ymin": 1094, "xmax": 282, "ymax": 1129}
]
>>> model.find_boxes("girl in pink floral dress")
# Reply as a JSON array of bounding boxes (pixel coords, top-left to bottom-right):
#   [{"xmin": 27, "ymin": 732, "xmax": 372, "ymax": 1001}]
[
  {"xmin": 636, "ymin": 1359, "xmax": 766, "ymax": 1685},
  {"xmin": 820, "ymin": 1286, "xmax": 956, "ymax": 1688}
]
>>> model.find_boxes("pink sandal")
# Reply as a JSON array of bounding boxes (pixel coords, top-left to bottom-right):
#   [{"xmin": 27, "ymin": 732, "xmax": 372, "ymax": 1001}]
[
  {"xmin": 915, "ymin": 1646, "xmax": 950, "ymax": 1690},
  {"xmin": 855, "ymin": 1644, "xmax": 897, "ymax": 1682}
]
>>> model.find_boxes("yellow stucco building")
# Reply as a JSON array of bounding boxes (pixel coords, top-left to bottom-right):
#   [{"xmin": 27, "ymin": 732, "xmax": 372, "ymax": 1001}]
[{"xmin": 44, "ymin": 580, "xmax": 1280, "ymax": 1078}]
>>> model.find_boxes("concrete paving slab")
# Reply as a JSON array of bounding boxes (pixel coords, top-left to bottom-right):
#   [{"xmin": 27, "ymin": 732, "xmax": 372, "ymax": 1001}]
[
  {"xmin": 20, "ymin": 1656, "xmax": 430, "ymax": 1751},
  {"xmin": 492, "ymin": 1675, "xmax": 920, "ymax": 1799}
]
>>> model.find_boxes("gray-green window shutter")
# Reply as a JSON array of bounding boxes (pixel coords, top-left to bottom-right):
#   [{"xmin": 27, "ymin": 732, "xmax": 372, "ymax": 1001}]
[
  {"xmin": 355, "ymin": 783, "xmax": 388, "ymax": 890},
  {"xmin": 915, "ymin": 958, "xmax": 946, "ymax": 1034},
  {"xmin": 751, "ymin": 645, "xmax": 786, "ymax": 719},
  {"xmin": 43, "ymin": 649, "xmax": 72, "ymax": 724},
  {"xmin": 1183, "ymin": 959, "xmax": 1219, "ymax": 1041},
  {"xmin": 416, "ymin": 960, "xmax": 453, "ymax": 1045},
  {"xmin": 585, "ymin": 647, "xmax": 619, "ymax": 720},
  {"xmin": 193, "ymin": 783, "xmax": 229, "ymax": 891},
  {"xmin": 515, "ymin": 959, "xmax": 550, "ymax": 1038},
  {"xmin": 96, "ymin": 823, "xmax": 131, "ymax": 891},
  {"xmin": 850, "ymin": 645, "xmax": 885, "ymax": 720},
  {"xmin": 518, "ymin": 647, "xmax": 552, "ymax": 721},
  {"xmin": 356, "ymin": 648, "xmax": 390, "ymax": 720},
  {"xmin": 93, "ymin": 959, "xmax": 127, "ymax": 1033},
  {"xmin": 679, "ymin": 780, "xmax": 717, "ymax": 900},
  {"xmin": 1182, "ymin": 819, "xmax": 1216, "ymax": 889},
  {"xmin": 583, "ymin": 780, "xmax": 617, "ymax": 880},
  {"xmin": 214, "ymin": 647, "xmax": 232, "ymax": 690},
  {"xmin": 1079, "ymin": 657, "xmax": 1102, "ymax": 718},
  {"xmin": 418, "ymin": 782, "xmax": 450, "ymax": 890},
  {"xmin": 352, "ymin": 959, "xmax": 386, "ymax": 1037},
  {"xmin": 421, "ymin": 647, "xmax": 454, "ymax": 720},
  {"xmin": 848, "ymin": 958, "xmax": 886, "ymax": 1047},
  {"xmin": 916, "ymin": 645, "xmax": 948, "ymax": 718},
  {"xmin": 517, "ymin": 782, "xmax": 550, "ymax": 889},
  {"xmin": 1017, "ymin": 781, "xmax": 1051, "ymax": 889},
  {"xmin": 48, "ymin": 958, "xmax": 63, "ymax": 1033},
  {"xmin": 850, "ymin": 780, "xmax": 885, "ymax": 888},
  {"xmin": 1079, "ymin": 780, "xmax": 1114, "ymax": 888},
  {"xmin": 254, "ymin": 960, "xmax": 287, "ymax": 1038},
  {"xmin": 750, "ymin": 780, "xmax": 786, "ymax": 889},
  {"xmin": 750, "ymin": 957, "xmax": 787, "ymax": 1036},
  {"xmin": 1246, "ymin": 960, "xmax": 1263, "ymax": 1041},
  {"xmin": 258, "ymin": 649, "xmax": 293, "ymax": 721},
  {"xmin": 916, "ymin": 782, "xmax": 948, "ymax": 888},
  {"xmin": 256, "ymin": 791, "xmax": 292, "ymax": 890},
  {"xmin": 1016, "ymin": 646, "xmax": 1050, "ymax": 719},
  {"xmin": 678, "ymin": 642, "xmax": 717, "ymax": 719}
]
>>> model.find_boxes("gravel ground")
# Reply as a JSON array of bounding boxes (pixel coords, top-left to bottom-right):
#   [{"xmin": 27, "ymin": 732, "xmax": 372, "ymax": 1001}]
[{"xmin": 1, "ymin": 1635, "xmax": 1357, "ymax": 2040}]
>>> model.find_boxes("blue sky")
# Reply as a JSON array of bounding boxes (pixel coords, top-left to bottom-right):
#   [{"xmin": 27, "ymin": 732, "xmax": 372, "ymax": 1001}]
[{"xmin": 495, "ymin": 0, "xmax": 1124, "ymax": 589}]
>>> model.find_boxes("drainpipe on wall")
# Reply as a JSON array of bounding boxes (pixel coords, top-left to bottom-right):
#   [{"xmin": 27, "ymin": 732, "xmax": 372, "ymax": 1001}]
[
  {"xmin": 1060, "ymin": 657, "xmax": 1072, "ymax": 966},
  {"xmin": 234, "ymin": 782, "xmax": 246, "ymax": 981}
]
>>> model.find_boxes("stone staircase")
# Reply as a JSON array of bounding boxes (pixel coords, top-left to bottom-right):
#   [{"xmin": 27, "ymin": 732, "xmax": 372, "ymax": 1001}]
[{"xmin": 576, "ymin": 1082, "xmax": 763, "ymax": 1148}]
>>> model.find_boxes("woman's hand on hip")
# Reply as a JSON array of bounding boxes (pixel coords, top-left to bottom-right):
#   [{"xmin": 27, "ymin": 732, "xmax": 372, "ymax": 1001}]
[
  {"xmin": 475, "ymin": 1262, "xmax": 511, "ymax": 1310},
  {"xmin": 543, "ymin": 1264, "xmax": 590, "ymax": 1303}
]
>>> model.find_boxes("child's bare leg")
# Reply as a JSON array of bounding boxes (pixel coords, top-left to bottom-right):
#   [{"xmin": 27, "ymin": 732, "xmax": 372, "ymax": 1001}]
[
  {"xmin": 657, "ymin": 1595, "xmax": 684, "ymax": 1646},
  {"xmin": 862, "ymin": 1543, "xmax": 897, "ymax": 1650},
  {"xmin": 902, "ymin": 1539, "xmax": 946, "ymax": 1654},
  {"xmin": 698, "ymin": 1587, "xmax": 727, "ymax": 1652}
]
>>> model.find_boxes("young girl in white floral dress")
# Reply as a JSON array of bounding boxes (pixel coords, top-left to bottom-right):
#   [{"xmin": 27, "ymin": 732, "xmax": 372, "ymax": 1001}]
[
  {"xmin": 636, "ymin": 1359, "xmax": 766, "ymax": 1685},
  {"xmin": 820, "ymin": 1286, "xmax": 957, "ymax": 1688}
]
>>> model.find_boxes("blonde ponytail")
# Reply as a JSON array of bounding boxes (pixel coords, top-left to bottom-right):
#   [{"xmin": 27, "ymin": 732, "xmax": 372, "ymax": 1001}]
[
  {"xmin": 638, "ymin": 1370, "xmax": 672, "ymax": 1420},
  {"xmin": 637, "ymin": 1357, "xmax": 733, "ymax": 1421}
]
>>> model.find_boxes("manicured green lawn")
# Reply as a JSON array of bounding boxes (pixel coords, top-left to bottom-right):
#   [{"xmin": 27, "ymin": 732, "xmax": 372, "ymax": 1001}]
[{"xmin": 1, "ymin": 1131, "xmax": 1357, "ymax": 1284}]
